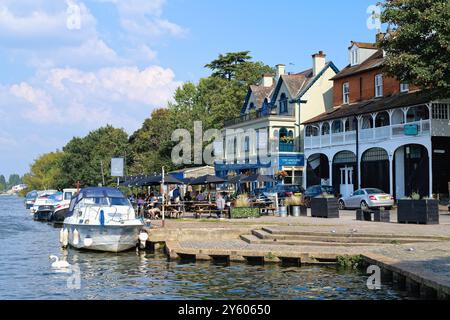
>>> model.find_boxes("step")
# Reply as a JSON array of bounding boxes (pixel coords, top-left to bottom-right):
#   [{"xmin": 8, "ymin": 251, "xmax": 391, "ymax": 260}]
[
  {"xmin": 253, "ymin": 229, "xmax": 439, "ymax": 244},
  {"xmin": 261, "ymin": 227, "xmax": 450, "ymax": 241},
  {"xmin": 240, "ymin": 235, "xmax": 378, "ymax": 247}
]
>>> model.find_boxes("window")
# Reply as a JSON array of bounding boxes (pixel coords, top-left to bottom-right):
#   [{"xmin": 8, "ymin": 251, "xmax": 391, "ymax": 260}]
[
  {"xmin": 279, "ymin": 93, "xmax": 288, "ymax": 114},
  {"xmin": 400, "ymin": 82, "xmax": 409, "ymax": 93},
  {"xmin": 351, "ymin": 48, "xmax": 358, "ymax": 66},
  {"xmin": 375, "ymin": 74, "xmax": 383, "ymax": 97},
  {"xmin": 343, "ymin": 82, "xmax": 350, "ymax": 104},
  {"xmin": 432, "ymin": 103, "xmax": 449, "ymax": 120}
]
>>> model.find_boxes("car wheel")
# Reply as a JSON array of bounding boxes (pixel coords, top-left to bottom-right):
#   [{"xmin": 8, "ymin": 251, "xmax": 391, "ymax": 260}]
[
  {"xmin": 338, "ymin": 200, "xmax": 346, "ymax": 210},
  {"xmin": 360, "ymin": 201, "xmax": 369, "ymax": 211}
]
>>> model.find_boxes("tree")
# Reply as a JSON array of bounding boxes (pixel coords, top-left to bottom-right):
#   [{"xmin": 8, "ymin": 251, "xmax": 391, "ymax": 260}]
[
  {"xmin": 0, "ymin": 175, "xmax": 6, "ymax": 191},
  {"xmin": 205, "ymin": 51, "xmax": 252, "ymax": 80},
  {"xmin": 379, "ymin": 0, "xmax": 450, "ymax": 97},
  {"xmin": 7, "ymin": 174, "xmax": 22, "ymax": 188},
  {"xmin": 59, "ymin": 126, "xmax": 130, "ymax": 188},
  {"xmin": 22, "ymin": 152, "xmax": 64, "ymax": 190}
]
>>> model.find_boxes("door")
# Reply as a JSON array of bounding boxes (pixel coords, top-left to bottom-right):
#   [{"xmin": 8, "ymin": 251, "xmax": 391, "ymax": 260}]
[
  {"xmin": 340, "ymin": 166, "xmax": 354, "ymax": 198},
  {"xmin": 347, "ymin": 189, "xmax": 363, "ymax": 208}
]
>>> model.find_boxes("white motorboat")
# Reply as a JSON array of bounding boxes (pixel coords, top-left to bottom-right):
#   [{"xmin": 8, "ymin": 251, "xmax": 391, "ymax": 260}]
[
  {"xmin": 62, "ymin": 187, "xmax": 143, "ymax": 253},
  {"xmin": 51, "ymin": 188, "xmax": 78, "ymax": 224}
]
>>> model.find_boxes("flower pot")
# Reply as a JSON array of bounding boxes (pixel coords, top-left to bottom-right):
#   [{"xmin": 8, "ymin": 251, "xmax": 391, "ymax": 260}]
[
  {"xmin": 291, "ymin": 205, "xmax": 301, "ymax": 217},
  {"xmin": 278, "ymin": 206, "xmax": 288, "ymax": 217},
  {"xmin": 311, "ymin": 197, "xmax": 339, "ymax": 219},
  {"xmin": 397, "ymin": 199, "xmax": 439, "ymax": 224}
]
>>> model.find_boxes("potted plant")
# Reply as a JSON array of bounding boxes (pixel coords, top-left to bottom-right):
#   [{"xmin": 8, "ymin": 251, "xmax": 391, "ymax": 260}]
[
  {"xmin": 286, "ymin": 196, "xmax": 304, "ymax": 217},
  {"xmin": 231, "ymin": 194, "xmax": 260, "ymax": 219},
  {"xmin": 397, "ymin": 193, "xmax": 439, "ymax": 224},
  {"xmin": 311, "ymin": 193, "xmax": 339, "ymax": 219}
]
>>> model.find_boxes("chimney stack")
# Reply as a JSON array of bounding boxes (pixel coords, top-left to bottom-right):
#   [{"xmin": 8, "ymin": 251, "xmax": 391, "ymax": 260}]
[
  {"xmin": 262, "ymin": 74, "xmax": 273, "ymax": 87},
  {"xmin": 312, "ymin": 51, "xmax": 326, "ymax": 76},
  {"xmin": 275, "ymin": 64, "xmax": 285, "ymax": 80}
]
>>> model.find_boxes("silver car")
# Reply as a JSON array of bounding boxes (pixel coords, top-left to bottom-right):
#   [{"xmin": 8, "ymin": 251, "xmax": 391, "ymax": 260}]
[{"xmin": 338, "ymin": 188, "xmax": 394, "ymax": 211}]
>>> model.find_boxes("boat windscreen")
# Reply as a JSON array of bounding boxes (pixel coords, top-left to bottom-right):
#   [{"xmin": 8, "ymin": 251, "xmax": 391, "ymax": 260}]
[
  {"xmin": 109, "ymin": 197, "xmax": 130, "ymax": 206},
  {"xmin": 105, "ymin": 189, "xmax": 125, "ymax": 198}
]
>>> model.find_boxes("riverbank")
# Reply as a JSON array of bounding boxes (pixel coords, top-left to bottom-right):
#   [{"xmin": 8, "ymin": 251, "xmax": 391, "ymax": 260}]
[{"xmin": 144, "ymin": 209, "xmax": 450, "ymax": 299}]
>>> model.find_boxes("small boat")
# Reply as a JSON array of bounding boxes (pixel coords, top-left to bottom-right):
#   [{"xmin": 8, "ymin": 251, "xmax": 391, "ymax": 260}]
[
  {"xmin": 62, "ymin": 187, "xmax": 143, "ymax": 253},
  {"xmin": 34, "ymin": 192, "xmax": 62, "ymax": 221},
  {"xmin": 25, "ymin": 190, "xmax": 38, "ymax": 209},
  {"xmin": 30, "ymin": 190, "xmax": 58, "ymax": 215},
  {"xmin": 51, "ymin": 188, "xmax": 78, "ymax": 224}
]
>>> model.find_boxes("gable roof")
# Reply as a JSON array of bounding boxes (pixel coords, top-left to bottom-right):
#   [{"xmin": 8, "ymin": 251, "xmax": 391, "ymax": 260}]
[
  {"xmin": 349, "ymin": 41, "xmax": 379, "ymax": 50},
  {"xmin": 241, "ymin": 83, "xmax": 275, "ymax": 114},
  {"xmin": 271, "ymin": 62, "xmax": 339, "ymax": 104},
  {"xmin": 331, "ymin": 49, "xmax": 384, "ymax": 80}
]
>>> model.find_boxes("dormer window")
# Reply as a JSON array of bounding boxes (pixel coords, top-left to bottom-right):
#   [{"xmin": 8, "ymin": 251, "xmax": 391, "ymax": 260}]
[
  {"xmin": 400, "ymin": 82, "xmax": 409, "ymax": 93},
  {"xmin": 351, "ymin": 47, "xmax": 358, "ymax": 66},
  {"xmin": 343, "ymin": 82, "xmax": 350, "ymax": 104},
  {"xmin": 375, "ymin": 74, "xmax": 383, "ymax": 97}
]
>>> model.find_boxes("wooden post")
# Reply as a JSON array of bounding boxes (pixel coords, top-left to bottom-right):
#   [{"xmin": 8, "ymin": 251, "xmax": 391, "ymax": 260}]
[{"xmin": 162, "ymin": 166, "xmax": 165, "ymax": 228}]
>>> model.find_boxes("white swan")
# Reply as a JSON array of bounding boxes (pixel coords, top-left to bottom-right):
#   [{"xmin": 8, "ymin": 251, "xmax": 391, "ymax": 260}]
[{"xmin": 49, "ymin": 255, "xmax": 71, "ymax": 268}]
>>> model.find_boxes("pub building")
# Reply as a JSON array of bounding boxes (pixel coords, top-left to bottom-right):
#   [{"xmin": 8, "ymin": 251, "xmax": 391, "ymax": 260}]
[{"xmin": 302, "ymin": 36, "xmax": 450, "ymax": 200}]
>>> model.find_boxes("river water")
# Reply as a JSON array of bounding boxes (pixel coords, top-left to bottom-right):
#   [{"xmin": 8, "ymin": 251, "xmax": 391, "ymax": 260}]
[{"xmin": 0, "ymin": 195, "xmax": 407, "ymax": 300}]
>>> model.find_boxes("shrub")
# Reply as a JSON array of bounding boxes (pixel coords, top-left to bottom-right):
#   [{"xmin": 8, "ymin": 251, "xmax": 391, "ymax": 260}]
[{"xmin": 231, "ymin": 207, "xmax": 260, "ymax": 219}]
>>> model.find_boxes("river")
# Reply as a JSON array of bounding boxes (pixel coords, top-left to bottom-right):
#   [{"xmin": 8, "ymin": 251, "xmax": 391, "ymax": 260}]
[{"xmin": 0, "ymin": 195, "xmax": 407, "ymax": 300}]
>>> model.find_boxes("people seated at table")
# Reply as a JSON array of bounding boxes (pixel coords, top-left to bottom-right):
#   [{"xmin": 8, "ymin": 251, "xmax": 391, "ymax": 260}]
[
  {"xmin": 184, "ymin": 190, "xmax": 192, "ymax": 201},
  {"xmin": 196, "ymin": 191, "xmax": 206, "ymax": 202}
]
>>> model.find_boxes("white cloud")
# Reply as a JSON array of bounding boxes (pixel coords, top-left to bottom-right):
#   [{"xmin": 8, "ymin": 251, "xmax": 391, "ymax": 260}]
[{"xmin": 8, "ymin": 66, "xmax": 182, "ymax": 129}]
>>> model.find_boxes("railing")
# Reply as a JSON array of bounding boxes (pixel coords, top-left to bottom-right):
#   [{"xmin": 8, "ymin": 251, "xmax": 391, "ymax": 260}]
[
  {"xmin": 304, "ymin": 119, "xmax": 431, "ymax": 150},
  {"xmin": 224, "ymin": 108, "xmax": 294, "ymax": 127},
  {"xmin": 279, "ymin": 143, "xmax": 295, "ymax": 152}
]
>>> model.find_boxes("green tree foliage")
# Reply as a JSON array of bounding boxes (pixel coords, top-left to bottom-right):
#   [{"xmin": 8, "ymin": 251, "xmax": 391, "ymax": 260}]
[
  {"xmin": 0, "ymin": 175, "xmax": 6, "ymax": 191},
  {"xmin": 58, "ymin": 126, "xmax": 129, "ymax": 188},
  {"xmin": 379, "ymin": 0, "xmax": 450, "ymax": 96},
  {"xmin": 7, "ymin": 174, "xmax": 22, "ymax": 188},
  {"xmin": 128, "ymin": 51, "xmax": 273, "ymax": 174},
  {"xmin": 22, "ymin": 152, "xmax": 64, "ymax": 190}
]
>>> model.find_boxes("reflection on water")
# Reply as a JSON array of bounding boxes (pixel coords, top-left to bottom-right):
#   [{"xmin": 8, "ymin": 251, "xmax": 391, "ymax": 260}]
[{"xmin": 0, "ymin": 196, "xmax": 406, "ymax": 300}]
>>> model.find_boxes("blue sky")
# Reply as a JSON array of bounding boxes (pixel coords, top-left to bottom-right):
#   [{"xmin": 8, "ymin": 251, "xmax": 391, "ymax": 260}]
[{"xmin": 0, "ymin": 0, "xmax": 380, "ymax": 177}]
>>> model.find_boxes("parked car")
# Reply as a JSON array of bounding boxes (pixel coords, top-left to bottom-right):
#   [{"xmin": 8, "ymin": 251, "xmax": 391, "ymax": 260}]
[
  {"xmin": 264, "ymin": 184, "xmax": 304, "ymax": 200},
  {"xmin": 302, "ymin": 185, "xmax": 338, "ymax": 208},
  {"xmin": 338, "ymin": 188, "xmax": 394, "ymax": 211}
]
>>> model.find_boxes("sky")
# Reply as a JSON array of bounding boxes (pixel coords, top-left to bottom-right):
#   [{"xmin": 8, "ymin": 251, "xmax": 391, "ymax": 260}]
[{"xmin": 0, "ymin": 0, "xmax": 380, "ymax": 177}]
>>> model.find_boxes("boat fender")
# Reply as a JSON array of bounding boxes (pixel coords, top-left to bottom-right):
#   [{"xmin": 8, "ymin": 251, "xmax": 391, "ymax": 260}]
[
  {"xmin": 62, "ymin": 229, "xmax": 69, "ymax": 247},
  {"xmin": 59, "ymin": 228, "xmax": 64, "ymax": 243},
  {"xmin": 99, "ymin": 210, "xmax": 105, "ymax": 226},
  {"xmin": 139, "ymin": 232, "xmax": 148, "ymax": 249},
  {"xmin": 84, "ymin": 237, "xmax": 93, "ymax": 247},
  {"xmin": 73, "ymin": 229, "xmax": 79, "ymax": 245}
]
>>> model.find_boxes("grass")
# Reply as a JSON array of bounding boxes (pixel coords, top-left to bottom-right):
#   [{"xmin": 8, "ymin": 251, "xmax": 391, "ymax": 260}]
[{"xmin": 336, "ymin": 255, "xmax": 364, "ymax": 269}]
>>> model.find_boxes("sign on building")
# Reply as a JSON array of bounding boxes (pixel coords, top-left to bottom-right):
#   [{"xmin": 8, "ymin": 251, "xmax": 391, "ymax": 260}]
[{"xmin": 111, "ymin": 157, "xmax": 124, "ymax": 177}]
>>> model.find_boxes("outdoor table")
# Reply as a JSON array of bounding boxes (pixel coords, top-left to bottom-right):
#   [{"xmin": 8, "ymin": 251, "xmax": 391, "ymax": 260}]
[
  {"xmin": 163, "ymin": 203, "xmax": 184, "ymax": 219},
  {"xmin": 193, "ymin": 202, "xmax": 217, "ymax": 219}
]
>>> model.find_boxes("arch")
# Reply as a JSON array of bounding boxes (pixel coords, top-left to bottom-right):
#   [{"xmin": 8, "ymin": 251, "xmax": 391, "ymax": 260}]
[
  {"xmin": 279, "ymin": 127, "xmax": 288, "ymax": 140},
  {"xmin": 361, "ymin": 115, "xmax": 373, "ymax": 129},
  {"xmin": 332, "ymin": 120, "xmax": 343, "ymax": 133},
  {"xmin": 332, "ymin": 151, "xmax": 357, "ymax": 197},
  {"xmin": 407, "ymin": 105, "xmax": 429, "ymax": 122},
  {"xmin": 393, "ymin": 144, "xmax": 429, "ymax": 199},
  {"xmin": 375, "ymin": 111, "xmax": 390, "ymax": 127},
  {"xmin": 306, "ymin": 153, "xmax": 330, "ymax": 187},
  {"xmin": 392, "ymin": 109, "xmax": 404, "ymax": 125},
  {"xmin": 345, "ymin": 117, "xmax": 358, "ymax": 132},
  {"xmin": 306, "ymin": 125, "xmax": 319, "ymax": 137},
  {"xmin": 249, "ymin": 102, "xmax": 255, "ymax": 110},
  {"xmin": 361, "ymin": 147, "xmax": 390, "ymax": 192},
  {"xmin": 322, "ymin": 122, "xmax": 330, "ymax": 135},
  {"xmin": 279, "ymin": 93, "xmax": 288, "ymax": 114}
]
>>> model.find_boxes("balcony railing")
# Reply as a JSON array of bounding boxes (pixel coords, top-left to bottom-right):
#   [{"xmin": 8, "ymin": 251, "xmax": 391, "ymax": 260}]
[
  {"xmin": 304, "ymin": 119, "xmax": 431, "ymax": 150},
  {"xmin": 224, "ymin": 108, "xmax": 294, "ymax": 127},
  {"xmin": 279, "ymin": 143, "xmax": 295, "ymax": 152}
]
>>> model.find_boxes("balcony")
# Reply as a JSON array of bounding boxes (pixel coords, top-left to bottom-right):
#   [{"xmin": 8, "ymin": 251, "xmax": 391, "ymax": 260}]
[
  {"xmin": 304, "ymin": 119, "xmax": 431, "ymax": 150},
  {"xmin": 279, "ymin": 143, "xmax": 295, "ymax": 152},
  {"xmin": 224, "ymin": 108, "xmax": 293, "ymax": 127}
]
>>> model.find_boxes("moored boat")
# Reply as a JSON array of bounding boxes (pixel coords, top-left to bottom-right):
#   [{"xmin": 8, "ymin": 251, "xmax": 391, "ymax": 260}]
[
  {"xmin": 51, "ymin": 188, "xmax": 77, "ymax": 224},
  {"xmin": 62, "ymin": 187, "xmax": 143, "ymax": 253}
]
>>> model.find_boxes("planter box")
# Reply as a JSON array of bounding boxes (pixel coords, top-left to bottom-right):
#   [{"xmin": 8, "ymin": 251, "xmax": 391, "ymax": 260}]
[
  {"xmin": 397, "ymin": 199, "xmax": 439, "ymax": 225},
  {"xmin": 374, "ymin": 209, "xmax": 390, "ymax": 223},
  {"xmin": 311, "ymin": 197, "xmax": 339, "ymax": 219},
  {"xmin": 356, "ymin": 209, "xmax": 363, "ymax": 221},
  {"xmin": 290, "ymin": 205, "xmax": 301, "ymax": 217},
  {"xmin": 231, "ymin": 207, "xmax": 260, "ymax": 219},
  {"xmin": 300, "ymin": 205, "xmax": 308, "ymax": 217}
]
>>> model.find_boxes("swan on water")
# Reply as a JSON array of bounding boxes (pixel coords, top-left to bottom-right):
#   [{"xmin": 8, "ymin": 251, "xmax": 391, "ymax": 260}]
[{"xmin": 49, "ymin": 255, "xmax": 71, "ymax": 268}]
